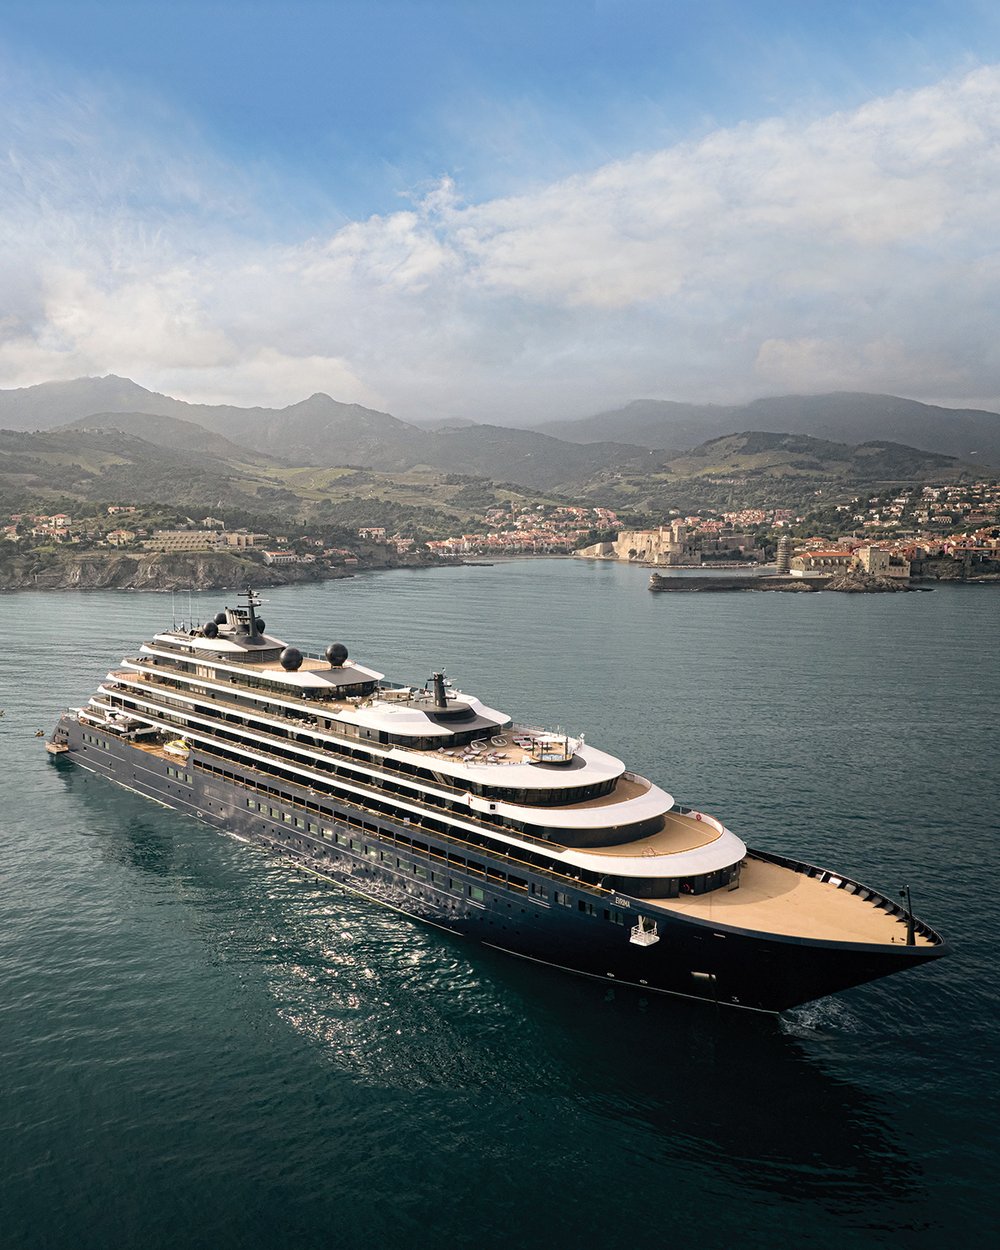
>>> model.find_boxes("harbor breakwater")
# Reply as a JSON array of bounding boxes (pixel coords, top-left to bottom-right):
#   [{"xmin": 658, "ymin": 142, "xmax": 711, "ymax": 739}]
[{"xmin": 648, "ymin": 572, "xmax": 919, "ymax": 593}]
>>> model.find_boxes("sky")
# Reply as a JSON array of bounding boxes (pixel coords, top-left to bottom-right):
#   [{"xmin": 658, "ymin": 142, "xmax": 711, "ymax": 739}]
[{"xmin": 4, "ymin": 0, "xmax": 1000, "ymax": 424}]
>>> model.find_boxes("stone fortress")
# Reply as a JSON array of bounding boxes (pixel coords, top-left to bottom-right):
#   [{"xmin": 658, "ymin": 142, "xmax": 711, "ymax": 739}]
[{"xmin": 577, "ymin": 519, "xmax": 763, "ymax": 566}]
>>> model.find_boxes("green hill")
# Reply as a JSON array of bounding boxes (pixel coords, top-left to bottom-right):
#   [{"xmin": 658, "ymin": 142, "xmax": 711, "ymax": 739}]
[
  {"xmin": 0, "ymin": 428, "xmax": 259, "ymax": 509},
  {"xmin": 569, "ymin": 430, "xmax": 974, "ymax": 515},
  {"xmin": 0, "ymin": 427, "xmax": 564, "ymax": 535}
]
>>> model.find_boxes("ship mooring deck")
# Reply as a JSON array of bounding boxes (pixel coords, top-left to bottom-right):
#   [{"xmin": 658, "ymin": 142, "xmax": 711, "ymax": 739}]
[{"xmin": 650, "ymin": 855, "xmax": 934, "ymax": 946}]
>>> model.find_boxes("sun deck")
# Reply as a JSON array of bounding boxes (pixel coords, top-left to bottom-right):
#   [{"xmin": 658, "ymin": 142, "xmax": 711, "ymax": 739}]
[
  {"xmin": 117, "ymin": 737, "xmax": 185, "ymax": 764},
  {"xmin": 649, "ymin": 855, "xmax": 934, "ymax": 946}
]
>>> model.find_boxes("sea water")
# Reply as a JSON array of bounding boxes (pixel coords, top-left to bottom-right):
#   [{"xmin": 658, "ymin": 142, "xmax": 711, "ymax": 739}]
[{"xmin": 0, "ymin": 560, "xmax": 996, "ymax": 1249}]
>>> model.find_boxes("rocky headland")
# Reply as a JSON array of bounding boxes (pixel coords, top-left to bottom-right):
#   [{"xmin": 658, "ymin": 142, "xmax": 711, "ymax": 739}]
[{"xmin": 0, "ymin": 550, "xmax": 441, "ymax": 592}]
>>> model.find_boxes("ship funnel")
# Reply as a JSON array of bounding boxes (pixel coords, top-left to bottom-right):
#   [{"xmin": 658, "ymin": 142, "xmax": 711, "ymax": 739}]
[{"xmin": 432, "ymin": 672, "xmax": 448, "ymax": 709}]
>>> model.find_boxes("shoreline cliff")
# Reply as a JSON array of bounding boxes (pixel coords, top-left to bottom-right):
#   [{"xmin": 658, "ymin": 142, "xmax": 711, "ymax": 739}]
[{"xmin": 0, "ymin": 550, "xmax": 446, "ymax": 592}]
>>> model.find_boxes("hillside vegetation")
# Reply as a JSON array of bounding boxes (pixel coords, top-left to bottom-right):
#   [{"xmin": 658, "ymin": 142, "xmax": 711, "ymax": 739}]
[
  {"xmin": 1, "ymin": 378, "xmax": 990, "ymax": 526},
  {"xmin": 0, "ymin": 427, "xmax": 562, "ymax": 535},
  {"xmin": 568, "ymin": 431, "xmax": 973, "ymax": 517}
]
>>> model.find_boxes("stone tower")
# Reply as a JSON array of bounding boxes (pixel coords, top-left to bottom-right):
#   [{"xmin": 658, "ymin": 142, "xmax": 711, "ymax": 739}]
[{"xmin": 776, "ymin": 535, "xmax": 792, "ymax": 574}]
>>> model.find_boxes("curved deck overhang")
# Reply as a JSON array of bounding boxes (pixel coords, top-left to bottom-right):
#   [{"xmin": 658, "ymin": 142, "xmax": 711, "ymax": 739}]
[
  {"xmin": 563, "ymin": 809, "xmax": 746, "ymax": 878},
  {"xmin": 466, "ymin": 774, "xmax": 673, "ymax": 829}
]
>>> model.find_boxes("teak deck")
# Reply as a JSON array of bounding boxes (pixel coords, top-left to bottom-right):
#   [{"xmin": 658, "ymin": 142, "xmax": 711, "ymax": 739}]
[{"xmin": 652, "ymin": 856, "xmax": 932, "ymax": 946}]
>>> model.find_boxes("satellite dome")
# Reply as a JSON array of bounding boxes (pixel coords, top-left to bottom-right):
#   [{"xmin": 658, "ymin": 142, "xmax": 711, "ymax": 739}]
[
  {"xmin": 280, "ymin": 646, "xmax": 303, "ymax": 671},
  {"xmin": 255, "ymin": 617, "xmax": 265, "ymax": 633},
  {"xmin": 202, "ymin": 620, "xmax": 219, "ymax": 639},
  {"xmin": 214, "ymin": 611, "xmax": 228, "ymax": 625},
  {"xmin": 325, "ymin": 643, "xmax": 349, "ymax": 667}
]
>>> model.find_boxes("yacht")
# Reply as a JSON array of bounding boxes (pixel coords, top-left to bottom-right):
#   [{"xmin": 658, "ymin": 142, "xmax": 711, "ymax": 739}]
[{"xmin": 48, "ymin": 589, "xmax": 949, "ymax": 1013}]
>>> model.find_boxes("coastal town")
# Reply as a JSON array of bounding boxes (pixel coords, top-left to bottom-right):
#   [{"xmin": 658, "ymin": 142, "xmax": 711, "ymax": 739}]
[
  {"xmin": 575, "ymin": 480, "xmax": 1000, "ymax": 581},
  {"xmin": 0, "ymin": 500, "xmax": 622, "ymax": 565},
  {"xmin": 2, "ymin": 479, "xmax": 998, "ymax": 588}
]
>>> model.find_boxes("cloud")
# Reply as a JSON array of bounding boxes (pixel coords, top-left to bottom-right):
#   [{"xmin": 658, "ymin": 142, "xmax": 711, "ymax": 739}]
[{"xmin": 4, "ymin": 59, "xmax": 1000, "ymax": 420}]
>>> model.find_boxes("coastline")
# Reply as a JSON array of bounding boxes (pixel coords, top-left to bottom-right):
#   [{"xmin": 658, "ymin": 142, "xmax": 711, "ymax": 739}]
[
  {"xmin": 0, "ymin": 549, "xmax": 455, "ymax": 593},
  {"xmin": 4, "ymin": 546, "xmax": 997, "ymax": 592}
]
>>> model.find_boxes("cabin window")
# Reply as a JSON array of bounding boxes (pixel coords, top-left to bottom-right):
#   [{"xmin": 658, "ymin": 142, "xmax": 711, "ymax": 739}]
[
  {"xmin": 554, "ymin": 891, "xmax": 572, "ymax": 907},
  {"xmin": 469, "ymin": 885, "xmax": 485, "ymax": 902}
]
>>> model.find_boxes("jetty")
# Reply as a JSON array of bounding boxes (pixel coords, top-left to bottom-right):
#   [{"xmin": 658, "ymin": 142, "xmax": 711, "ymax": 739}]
[{"xmin": 648, "ymin": 571, "xmax": 919, "ymax": 593}]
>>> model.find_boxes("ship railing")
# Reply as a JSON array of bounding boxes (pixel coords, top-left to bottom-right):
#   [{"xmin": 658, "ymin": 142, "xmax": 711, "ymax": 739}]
[
  {"xmin": 101, "ymin": 677, "xmax": 650, "ymax": 874},
  {"xmin": 110, "ymin": 671, "xmax": 424, "ymax": 769},
  {"xmin": 105, "ymin": 673, "xmax": 470, "ymax": 795},
  {"xmin": 101, "ymin": 675, "xmax": 570, "ymax": 852},
  {"xmin": 99, "ymin": 678, "xmax": 572, "ymax": 863},
  {"xmin": 191, "ymin": 746, "xmax": 614, "ymax": 900},
  {"xmin": 184, "ymin": 725, "xmax": 573, "ymax": 862}
]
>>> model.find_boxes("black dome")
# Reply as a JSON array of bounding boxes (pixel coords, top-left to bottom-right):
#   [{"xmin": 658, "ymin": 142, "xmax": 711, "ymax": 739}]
[
  {"xmin": 214, "ymin": 611, "xmax": 227, "ymax": 625},
  {"xmin": 325, "ymin": 643, "xmax": 349, "ymax": 667},
  {"xmin": 255, "ymin": 617, "xmax": 265, "ymax": 633},
  {"xmin": 202, "ymin": 620, "xmax": 219, "ymax": 638},
  {"xmin": 280, "ymin": 646, "xmax": 303, "ymax": 671}
]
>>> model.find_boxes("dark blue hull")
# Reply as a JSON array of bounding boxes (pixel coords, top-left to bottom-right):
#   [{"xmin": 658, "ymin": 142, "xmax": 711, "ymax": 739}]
[{"xmin": 53, "ymin": 714, "xmax": 947, "ymax": 1014}]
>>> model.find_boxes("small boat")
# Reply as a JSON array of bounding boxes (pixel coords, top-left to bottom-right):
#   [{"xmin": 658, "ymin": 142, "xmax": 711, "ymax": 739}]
[{"xmin": 163, "ymin": 738, "xmax": 190, "ymax": 759}]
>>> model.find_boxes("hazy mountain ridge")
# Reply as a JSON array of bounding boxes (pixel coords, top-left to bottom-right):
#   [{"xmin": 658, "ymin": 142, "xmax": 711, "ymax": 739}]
[
  {"xmin": 2, "ymin": 378, "xmax": 996, "ymax": 496},
  {"xmin": 536, "ymin": 392, "xmax": 1000, "ymax": 464},
  {"xmin": 57, "ymin": 411, "xmax": 276, "ymax": 465},
  {"xmin": 0, "ymin": 420, "xmax": 972, "ymax": 532},
  {"xmin": 0, "ymin": 377, "xmax": 656, "ymax": 489}
]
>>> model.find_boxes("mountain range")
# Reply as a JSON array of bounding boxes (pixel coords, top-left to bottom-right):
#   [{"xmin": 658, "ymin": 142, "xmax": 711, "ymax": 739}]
[
  {"xmin": 0, "ymin": 376, "xmax": 655, "ymax": 490},
  {"xmin": 0, "ymin": 376, "xmax": 996, "ymax": 498},
  {"xmin": 536, "ymin": 393, "xmax": 1000, "ymax": 464}
]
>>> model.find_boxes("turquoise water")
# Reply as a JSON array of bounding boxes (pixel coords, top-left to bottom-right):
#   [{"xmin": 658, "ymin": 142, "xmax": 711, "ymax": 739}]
[{"xmin": 1, "ymin": 561, "xmax": 996, "ymax": 1249}]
